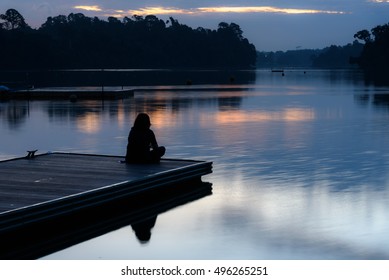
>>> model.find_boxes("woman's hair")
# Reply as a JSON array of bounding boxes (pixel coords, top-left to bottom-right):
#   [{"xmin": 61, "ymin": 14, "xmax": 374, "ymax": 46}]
[{"xmin": 133, "ymin": 113, "xmax": 151, "ymax": 130}]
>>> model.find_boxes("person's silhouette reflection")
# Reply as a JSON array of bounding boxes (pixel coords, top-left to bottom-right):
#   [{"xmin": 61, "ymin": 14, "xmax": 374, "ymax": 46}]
[{"xmin": 131, "ymin": 216, "xmax": 157, "ymax": 243}]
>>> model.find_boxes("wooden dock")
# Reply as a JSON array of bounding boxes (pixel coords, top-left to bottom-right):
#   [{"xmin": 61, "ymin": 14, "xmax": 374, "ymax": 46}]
[
  {"xmin": 0, "ymin": 152, "xmax": 212, "ymax": 259},
  {"xmin": 0, "ymin": 84, "xmax": 255, "ymax": 101}
]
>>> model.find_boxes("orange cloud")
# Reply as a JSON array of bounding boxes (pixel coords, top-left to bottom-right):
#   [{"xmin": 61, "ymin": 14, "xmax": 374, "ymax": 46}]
[
  {"xmin": 74, "ymin": 5, "xmax": 346, "ymax": 17},
  {"xmin": 197, "ymin": 6, "xmax": 345, "ymax": 15},
  {"xmin": 126, "ymin": 7, "xmax": 193, "ymax": 15},
  {"xmin": 74, "ymin": 5, "xmax": 102, "ymax": 12}
]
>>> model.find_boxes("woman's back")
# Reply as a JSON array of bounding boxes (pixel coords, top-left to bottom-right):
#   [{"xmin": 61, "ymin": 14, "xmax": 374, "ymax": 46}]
[{"xmin": 125, "ymin": 113, "xmax": 165, "ymax": 163}]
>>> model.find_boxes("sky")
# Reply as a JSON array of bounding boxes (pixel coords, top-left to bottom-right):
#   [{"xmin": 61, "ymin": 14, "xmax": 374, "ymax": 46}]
[{"xmin": 0, "ymin": 0, "xmax": 388, "ymax": 51}]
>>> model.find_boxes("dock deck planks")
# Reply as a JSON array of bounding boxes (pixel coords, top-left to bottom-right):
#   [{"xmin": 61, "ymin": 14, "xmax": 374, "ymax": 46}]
[{"xmin": 0, "ymin": 152, "xmax": 212, "ymax": 212}]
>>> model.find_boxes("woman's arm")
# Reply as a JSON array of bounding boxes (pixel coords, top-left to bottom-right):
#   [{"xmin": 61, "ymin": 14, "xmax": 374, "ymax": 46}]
[{"xmin": 149, "ymin": 130, "xmax": 159, "ymax": 150}]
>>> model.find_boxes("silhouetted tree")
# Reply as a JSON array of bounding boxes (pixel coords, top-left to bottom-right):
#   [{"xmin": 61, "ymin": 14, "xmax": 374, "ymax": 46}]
[
  {"xmin": 354, "ymin": 29, "xmax": 371, "ymax": 43},
  {"xmin": 0, "ymin": 8, "xmax": 29, "ymax": 30}
]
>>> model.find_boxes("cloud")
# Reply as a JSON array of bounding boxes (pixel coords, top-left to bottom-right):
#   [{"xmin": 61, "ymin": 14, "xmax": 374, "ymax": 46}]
[
  {"xmin": 121, "ymin": 7, "xmax": 192, "ymax": 16},
  {"xmin": 74, "ymin": 5, "xmax": 102, "ymax": 12},
  {"xmin": 74, "ymin": 5, "xmax": 346, "ymax": 17},
  {"xmin": 197, "ymin": 6, "xmax": 345, "ymax": 15}
]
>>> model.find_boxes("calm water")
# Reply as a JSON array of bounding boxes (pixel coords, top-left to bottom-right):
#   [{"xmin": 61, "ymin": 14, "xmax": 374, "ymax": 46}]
[{"xmin": 1, "ymin": 69, "xmax": 389, "ymax": 259}]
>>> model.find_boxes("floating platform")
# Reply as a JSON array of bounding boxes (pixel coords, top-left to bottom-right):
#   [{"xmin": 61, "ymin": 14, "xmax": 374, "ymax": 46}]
[
  {"xmin": 0, "ymin": 84, "xmax": 254, "ymax": 101},
  {"xmin": 0, "ymin": 152, "xmax": 212, "ymax": 259},
  {"xmin": 2, "ymin": 87, "xmax": 134, "ymax": 100}
]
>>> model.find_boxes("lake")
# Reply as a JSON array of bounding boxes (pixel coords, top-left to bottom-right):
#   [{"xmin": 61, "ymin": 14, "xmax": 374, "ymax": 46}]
[{"xmin": 1, "ymin": 69, "xmax": 389, "ymax": 259}]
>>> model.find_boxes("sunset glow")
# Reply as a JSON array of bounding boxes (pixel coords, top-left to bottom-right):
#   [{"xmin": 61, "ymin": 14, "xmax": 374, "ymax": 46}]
[
  {"xmin": 197, "ymin": 6, "xmax": 345, "ymax": 15},
  {"xmin": 74, "ymin": 5, "xmax": 345, "ymax": 16},
  {"xmin": 74, "ymin": 5, "xmax": 102, "ymax": 12},
  {"xmin": 126, "ymin": 7, "xmax": 192, "ymax": 16}
]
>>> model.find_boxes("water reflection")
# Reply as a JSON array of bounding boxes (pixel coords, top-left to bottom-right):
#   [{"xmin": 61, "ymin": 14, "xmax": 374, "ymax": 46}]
[
  {"xmin": 214, "ymin": 109, "xmax": 315, "ymax": 123},
  {"xmin": 1, "ymin": 182, "xmax": 212, "ymax": 259},
  {"xmin": 1, "ymin": 70, "xmax": 389, "ymax": 259},
  {"xmin": 373, "ymin": 94, "xmax": 389, "ymax": 109},
  {"xmin": 0, "ymin": 102, "xmax": 29, "ymax": 129},
  {"xmin": 355, "ymin": 93, "xmax": 389, "ymax": 110},
  {"xmin": 1, "ymin": 69, "xmax": 257, "ymax": 88}
]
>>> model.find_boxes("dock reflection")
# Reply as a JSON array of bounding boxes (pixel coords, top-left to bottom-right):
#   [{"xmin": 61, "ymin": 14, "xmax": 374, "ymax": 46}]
[{"xmin": 0, "ymin": 181, "xmax": 212, "ymax": 259}]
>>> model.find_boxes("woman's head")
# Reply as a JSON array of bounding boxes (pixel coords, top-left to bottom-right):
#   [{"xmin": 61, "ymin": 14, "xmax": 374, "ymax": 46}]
[{"xmin": 133, "ymin": 113, "xmax": 151, "ymax": 130}]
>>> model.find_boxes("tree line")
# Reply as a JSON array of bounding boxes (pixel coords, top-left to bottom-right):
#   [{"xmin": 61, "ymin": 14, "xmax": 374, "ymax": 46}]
[
  {"xmin": 257, "ymin": 41, "xmax": 364, "ymax": 69},
  {"xmin": 257, "ymin": 21, "xmax": 389, "ymax": 84},
  {"xmin": 0, "ymin": 9, "xmax": 257, "ymax": 70}
]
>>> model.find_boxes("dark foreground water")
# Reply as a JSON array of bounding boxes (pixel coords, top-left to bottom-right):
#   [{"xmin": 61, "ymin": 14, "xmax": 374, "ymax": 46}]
[{"xmin": 1, "ymin": 69, "xmax": 389, "ymax": 259}]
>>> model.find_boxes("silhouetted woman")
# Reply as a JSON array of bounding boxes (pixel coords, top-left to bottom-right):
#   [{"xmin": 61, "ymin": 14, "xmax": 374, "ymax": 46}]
[{"xmin": 125, "ymin": 113, "xmax": 165, "ymax": 163}]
